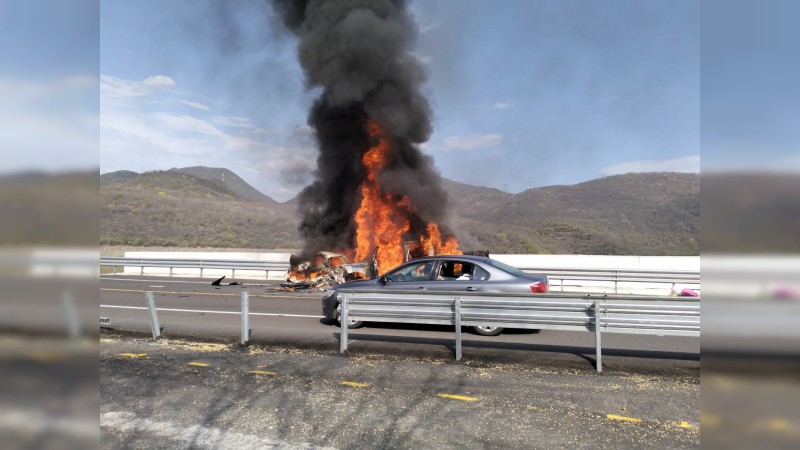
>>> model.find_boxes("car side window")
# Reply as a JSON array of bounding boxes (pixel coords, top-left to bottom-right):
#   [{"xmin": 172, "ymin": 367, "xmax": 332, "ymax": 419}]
[
  {"xmin": 385, "ymin": 261, "xmax": 434, "ymax": 282},
  {"xmin": 434, "ymin": 261, "xmax": 486, "ymax": 281},
  {"xmin": 435, "ymin": 261, "xmax": 457, "ymax": 280},
  {"xmin": 473, "ymin": 266, "xmax": 490, "ymax": 281}
]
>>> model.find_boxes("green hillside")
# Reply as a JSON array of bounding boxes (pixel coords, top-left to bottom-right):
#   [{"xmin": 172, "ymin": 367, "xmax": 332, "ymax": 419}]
[
  {"xmin": 101, "ymin": 171, "xmax": 300, "ymax": 248},
  {"xmin": 458, "ymin": 173, "xmax": 699, "ymax": 254},
  {"xmin": 101, "ymin": 168, "xmax": 701, "ymax": 254}
]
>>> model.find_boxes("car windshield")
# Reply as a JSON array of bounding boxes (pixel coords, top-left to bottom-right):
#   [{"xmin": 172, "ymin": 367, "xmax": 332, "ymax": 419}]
[{"xmin": 485, "ymin": 259, "xmax": 527, "ymax": 277}]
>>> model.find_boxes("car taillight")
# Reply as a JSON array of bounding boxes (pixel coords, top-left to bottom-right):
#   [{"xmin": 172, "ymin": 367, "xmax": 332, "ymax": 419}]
[{"xmin": 530, "ymin": 282, "xmax": 548, "ymax": 294}]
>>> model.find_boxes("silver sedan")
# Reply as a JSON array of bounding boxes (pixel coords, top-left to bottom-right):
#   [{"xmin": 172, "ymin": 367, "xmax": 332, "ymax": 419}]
[{"xmin": 322, "ymin": 254, "xmax": 549, "ymax": 335}]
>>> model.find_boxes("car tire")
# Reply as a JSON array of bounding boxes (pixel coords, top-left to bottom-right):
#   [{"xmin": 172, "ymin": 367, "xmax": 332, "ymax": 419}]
[
  {"xmin": 335, "ymin": 310, "xmax": 364, "ymax": 329},
  {"xmin": 472, "ymin": 325, "xmax": 503, "ymax": 336}
]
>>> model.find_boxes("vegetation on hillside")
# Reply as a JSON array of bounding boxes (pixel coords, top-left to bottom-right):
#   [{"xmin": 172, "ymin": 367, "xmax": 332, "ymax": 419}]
[
  {"xmin": 455, "ymin": 173, "xmax": 699, "ymax": 255},
  {"xmin": 101, "ymin": 171, "xmax": 300, "ymax": 248},
  {"xmin": 101, "ymin": 168, "xmax": 701, "ymax": 255}
]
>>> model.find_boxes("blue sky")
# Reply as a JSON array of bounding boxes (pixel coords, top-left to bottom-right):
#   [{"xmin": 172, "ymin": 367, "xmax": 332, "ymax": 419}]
[
  {"xmin": 95, "ymin": 0, "xmax": 703, "ymax": 201},
  {"xmin": 6, "ymin": 1, "xmax": 799, "ymax": 202}
]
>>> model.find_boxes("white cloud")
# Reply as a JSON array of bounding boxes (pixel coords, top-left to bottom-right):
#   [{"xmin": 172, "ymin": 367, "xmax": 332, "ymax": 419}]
[
  {"xmin": 419, "ymin": 22, "xmax": 440, "ymax": 34},
  {"xmin": 101, "ymin": 75, "xmax": 260, "ymax": 167},
  {"xmin": 477, "ymin": 102, "xmax": 514, "ymax": 110},
  {"xmin": 100, "ymin": 74, "xmax": 176, "ymax": 98},
  {"xmin": 439, "ymin": 133, "xmax": 503, "ymax": 151},
  {"xmin": 416, "ymin": 55, "xmax": 433, "ymax": 65},
  {"xmin": 150, "ymin": 113, "xmax": 225, "ymax": 138},
  {"xmin": 212, "ymin": 116, "xmax": 252, "ymax": 128},
  {"xmin": 599, "ymin": 154, "xmax": 701, "ymax": 176},
  {"xmin": 141, "ymin": 75, "xmax": 176, "ymax": 89},
  {"xmin": 179, "ymin": 100, "xmax": 211, "ymax": 111},
  {"xmin": 99, "ymin": 74, "xmax": 315, "ymax": 201}
]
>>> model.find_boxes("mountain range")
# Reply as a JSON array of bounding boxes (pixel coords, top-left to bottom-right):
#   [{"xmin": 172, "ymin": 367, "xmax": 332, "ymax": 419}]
[{"xmin": 101, "ymin": 167, "xmax": 700, "ymax": 254}]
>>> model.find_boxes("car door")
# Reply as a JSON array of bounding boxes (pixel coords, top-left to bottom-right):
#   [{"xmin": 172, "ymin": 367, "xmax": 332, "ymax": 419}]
[{"xmin": 428, "ymin": 259, "xmax": 486, "ymax": 293}]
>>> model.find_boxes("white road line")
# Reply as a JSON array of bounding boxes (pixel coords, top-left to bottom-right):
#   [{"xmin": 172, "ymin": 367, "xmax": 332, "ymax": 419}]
[
  {"xmin": 99, "ymin": 304, "xmax": 323, "ymax": 319},
  {"xmin": 149, "ymin": 286, "xmax": 165, "ymax": 288}
]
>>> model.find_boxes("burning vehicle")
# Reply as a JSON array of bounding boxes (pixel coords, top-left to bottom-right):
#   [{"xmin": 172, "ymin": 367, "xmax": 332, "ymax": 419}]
[
  {"xmin": 282, "ymin": 250, "xmax": 378, "ymax": 290},
  {"xmin": 282, "ymin": 241, "xmax": 446, "ymax": 291},
  {"xmin": 273, "ymin": 0, "xmax": 464, "ymax": 290}
]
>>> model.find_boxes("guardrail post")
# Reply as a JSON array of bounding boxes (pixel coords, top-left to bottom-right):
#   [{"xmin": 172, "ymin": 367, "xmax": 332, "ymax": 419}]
[
  {"xmin": 594, "ymin": 299, "xmax": 602, "ymax": 373},
  {"xmin": 613, "ymin": 271, "xmax": 618, "ymax": 294},
  {"xmin": 240, "ymin": 290, "xmax": 250, "ymax": 346},
  {"xmin": 339, "ymin": 294, "xmax": 349, "ymax": 353},
  {"xmin": 145, "ymin": 291, "xmax": 162, "ymax": 340},
  {"xmin": 200, "ymin": 267, "xmax": 204, "ymax": 278},
  {"xmin": 454, "ymin": 297, "xmax": 462, "ymax": 361},
  {"xmin": 61, "ymin": 291, "xmax": 81, "ymax": 339}
]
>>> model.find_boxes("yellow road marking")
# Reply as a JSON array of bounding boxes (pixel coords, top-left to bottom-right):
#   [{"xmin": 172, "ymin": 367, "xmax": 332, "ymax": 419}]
[
  {"xmin": 187, "ymin": 362, "xmax": 210, "ymax": 367},
  {"xmin": 340, "ymin": 381, "xmax": 369, "ymax": 388},
  {"xmin": 436, "ymin": 393, "xmax": 477, "ymax": 402},
  {"xmin": 119, "ymin": 353, "xmax": 147, "ymax": 358},
  {"xmin": 677, "ymin": 421, "xmax": 696, "ymax": 429},
  {"xmin": 248, "ymin": 370, "xmax": 277, "ymax": 376},
  {"xmin": 100, "ymin": 288, "xmax": 299, "ymax": 300},
  {"xmin": 607, "ymin": 414, "xmax": 642, "ymax": 423}
]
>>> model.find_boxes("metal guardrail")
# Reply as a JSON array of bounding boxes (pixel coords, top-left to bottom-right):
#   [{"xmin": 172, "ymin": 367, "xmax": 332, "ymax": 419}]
[
  {"xmin": 516, "ymin": 267, "xmax": 700, "ymax": 294},
  {"xmin": 100, "ymin": 257, "xmax": 698, "ymax": 292},
  {"xmin": 131, "ymin": 291, "xmax": 252, "ymax": 346},
  {"xmin": 338, "ymin": 289, "xmax": 700, "ymax": 372},
  {"xmin": 100, "ymin": 257, "xmax": 290, "ymax": 278}
]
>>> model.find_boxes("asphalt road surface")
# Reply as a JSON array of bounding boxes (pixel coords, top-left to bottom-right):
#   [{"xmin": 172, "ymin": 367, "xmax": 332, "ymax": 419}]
[
  {"xmin": 99, "ymin": 275, "xmax": 700, "ymax": 448},
  {"xmin": 100, "ymin": 275, "xmax": 699, "ymax": 375},
  {"xmin": 100, "ymin": 336, "xmax": 699, "ymax": 449}
]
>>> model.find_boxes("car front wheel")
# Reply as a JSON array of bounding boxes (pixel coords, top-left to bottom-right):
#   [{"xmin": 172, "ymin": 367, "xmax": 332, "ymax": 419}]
[{"xmin": 472, "ymin": 325, "xmax": 503, "ymax": 336}]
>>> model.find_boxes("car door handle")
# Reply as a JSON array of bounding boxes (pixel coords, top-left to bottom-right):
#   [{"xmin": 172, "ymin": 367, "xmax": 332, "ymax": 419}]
[
  {"xmin": 466, "ymin": 287, "xmax": 476, "ymax": 292},
  {"xmin": 418, "ymin": 287, "xmax": 426, "ymax": 290}
]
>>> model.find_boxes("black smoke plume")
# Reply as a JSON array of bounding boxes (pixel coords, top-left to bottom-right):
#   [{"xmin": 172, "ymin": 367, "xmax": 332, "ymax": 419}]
[{"xmin": 271, "ymin": 0, "xmax": 454, "ymax": 256}]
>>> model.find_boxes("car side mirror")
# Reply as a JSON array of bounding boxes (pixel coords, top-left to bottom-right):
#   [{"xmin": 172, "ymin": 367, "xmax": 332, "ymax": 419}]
[{"xmin": 379, "ymin": 275, "xmax": 390, "ymax": 285}]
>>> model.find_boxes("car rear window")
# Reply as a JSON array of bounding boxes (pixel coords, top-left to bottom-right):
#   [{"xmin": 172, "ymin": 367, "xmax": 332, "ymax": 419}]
[{"xmin": 485, "ymin": 259, "xmax": 526, "ymax": 276}]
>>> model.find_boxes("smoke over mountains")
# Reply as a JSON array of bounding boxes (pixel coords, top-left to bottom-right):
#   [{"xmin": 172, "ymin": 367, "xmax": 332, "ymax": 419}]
[{"xmin": 271, "ymin": 0, "xmax": 454, "ymax": 257}]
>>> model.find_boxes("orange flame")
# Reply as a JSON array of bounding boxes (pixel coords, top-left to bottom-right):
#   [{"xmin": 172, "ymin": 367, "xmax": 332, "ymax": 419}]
[{"xmin": 353, "ymin": 119, "xmax": 460, "ymax": 274}]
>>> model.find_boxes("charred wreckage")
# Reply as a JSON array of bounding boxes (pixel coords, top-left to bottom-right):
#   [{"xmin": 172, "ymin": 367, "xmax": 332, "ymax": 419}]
[{"xmin": 281, "ymin": 243, "xmax": 489, "ymax": 291}]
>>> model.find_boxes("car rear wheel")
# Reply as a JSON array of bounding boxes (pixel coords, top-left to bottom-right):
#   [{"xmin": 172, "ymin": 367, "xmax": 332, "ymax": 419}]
[{"xmin": 472, "ymin": 325, "xmax": 503, "ymax": 336}]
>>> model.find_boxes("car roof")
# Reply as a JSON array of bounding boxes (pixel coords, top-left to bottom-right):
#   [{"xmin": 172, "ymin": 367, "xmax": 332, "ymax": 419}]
[{"xmin": 405, "ymin": 254, "xmax": 493, "ymax": 264}]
